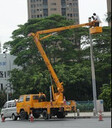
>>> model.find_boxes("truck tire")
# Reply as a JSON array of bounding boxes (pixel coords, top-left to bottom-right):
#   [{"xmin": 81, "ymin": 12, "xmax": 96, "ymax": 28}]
[
  {"xmin": 12, "ymin": 114, "xmax": 17, "ymax": 121},
  {"xmin": 33, "ymin": 110, "xmax": 40, "ymax": 118},
  {"xmin": 43, "ymin": 110, "xmax": 48, "ymax": 120},
  {"xmin": 20, "ymin": 110, "xmax": 28, "ymax": 120},
  {"xmin": 57, "ymin": 112, "xmax": 65, "ymax": 118}
]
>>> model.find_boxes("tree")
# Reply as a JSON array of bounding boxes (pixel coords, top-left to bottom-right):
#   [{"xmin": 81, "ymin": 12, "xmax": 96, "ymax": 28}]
[
  {"xmin": 0, "ymin": 91, "xmax": 6, "ymax": 108},
  {"xmin": 105, "ymin": 12, "xmax": 111, "ymax": 23},
  {"xmin": 99, "ymin": 84, "xmax": 111, "ymax": 111},
  {"xmin": 54, "ymin": 64, "xmax": 92, "ymax": 101}
]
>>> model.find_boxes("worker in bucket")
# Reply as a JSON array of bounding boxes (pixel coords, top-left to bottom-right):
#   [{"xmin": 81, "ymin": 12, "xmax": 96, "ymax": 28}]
[{"xmin": 93, "ymin": 13, "xmax": 101, "ymax": 26}]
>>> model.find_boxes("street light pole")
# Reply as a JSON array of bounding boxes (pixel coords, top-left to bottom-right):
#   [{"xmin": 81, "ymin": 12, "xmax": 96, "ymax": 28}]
[
  {"xmin": 89, "ymin": 28, "xmax": 97, "ymax": 116},
  {"xmin": 3, "ymin": 48, "xmax": 9, "ymax": 101},
  {"xmin": 50, "ymin": 75, "xmax": 53, "ymax": 102}
]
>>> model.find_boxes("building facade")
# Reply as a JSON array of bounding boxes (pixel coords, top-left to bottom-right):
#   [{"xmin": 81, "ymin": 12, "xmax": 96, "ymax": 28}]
[
  {"xmin": 107, "ymin": 0, "xmax": 111, "ymax": 12},
  {"xmin": 107, "ymin": 0, "xmax": 111, "ymax": 26},
  {"xmin": 27, "ymin": 0, "xmax": 79, "ymax": 24},
  {"xmin": 0, "ymin": 54, "xmax": 18, "ymax": 92}
]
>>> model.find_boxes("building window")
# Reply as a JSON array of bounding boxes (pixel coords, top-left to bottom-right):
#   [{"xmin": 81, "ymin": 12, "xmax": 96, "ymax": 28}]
[
  {"xmin": 0, "ymin": 83, "xmax": 3, "ymax": 90},
  {"xmin": 61, "ymin": 0, "xmax": 66, "ymax": 6},
  {"xmin": 43, "ymin": 0, "xmax": 48, "ymax": 5},
  {"xmin": 37, "ymin": 15, "xmax": 39, "ymax": 17},
  {"xmin": 50, "ymin": 8, "xmax": 57, "ymax": 11},
  {"xmin": 7, "ymin": 71, "xmax": 10, "ymax": 77},
  {"xmin": 40, "ymin": 14, "xmax": 42, "ymax": 17},
  {"xmin": 43, "ymin": 9, "xmax": 48, "ymax": 16},
  {"xmin": 62, "ymin": 8, "xmax": 66, "ymax": 16},
  {"xmin": 67, "ymin": 13, "xmax": 73, "ymax": 17},
  {"xmin": 70, "ymin": 13, "xmax": 72, "ymax": 17},
  {"xmin": 31, "ymin": 9, "xmax": 36, "ymax": 13},
  {"xmin": 73, "ymin": 3, "xmax": 78, "ymax": 6},
  {"xmin": 73, "ymin": 8, "xmax": 78, "ymax": 12},
  {"xmin": 51, "ymin": 3, "xmax": 56, "ymax": 5},
  {"xmin": 0, "ymin": 62, "xmax": 6, "ymax": 66},
  {"xmin": 31, "ymin": 4, "xmax": 36, "ymax": 8},
  {"xmin": 0, "ymin": 71, "xmax": 3, "ymax": 78},
  {"xmin": 37, "ymin": 0, "xmax": 41, "ymax": 1},
  {"xmin": 75, "ymin": 19, "xmax": 79, "ymax": 22},
  {"xmin": 74, "ymin": 13, "xmax": 78, "ymax": 17},
  {"xmin": 69, "ymin": 3, "xmax": 72, "ymax": 6}
]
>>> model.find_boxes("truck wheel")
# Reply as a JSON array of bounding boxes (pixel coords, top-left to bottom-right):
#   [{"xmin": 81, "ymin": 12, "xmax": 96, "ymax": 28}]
[
  {"xmin": 57, "ymin": 112, "xmax": 65, "ymax": 118},
  {"xmin": 43, "ymin": 110, "xmax": 48, "ymax": 120},
  {"xmin": 20, "ymin": 110, "xmax": 28, "ymax": 120},
  {"xmin": 33, "ymin": 110, "xmax": 40, "ymax": 118},
  {"xmin": 12, "ymin": 114, "xmax": 17, "ymax": 121}
]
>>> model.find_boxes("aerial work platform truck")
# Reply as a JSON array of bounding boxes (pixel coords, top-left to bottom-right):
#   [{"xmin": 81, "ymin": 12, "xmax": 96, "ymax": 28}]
[{"xmin": 16, "ymin": 20, "xmax": 102, "ymax": 120}]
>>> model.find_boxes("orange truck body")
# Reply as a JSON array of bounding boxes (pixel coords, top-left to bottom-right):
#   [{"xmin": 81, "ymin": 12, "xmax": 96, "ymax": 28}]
[{"xmin": 17, "ymin": 94, "xmax": 76, "ymax": 119}]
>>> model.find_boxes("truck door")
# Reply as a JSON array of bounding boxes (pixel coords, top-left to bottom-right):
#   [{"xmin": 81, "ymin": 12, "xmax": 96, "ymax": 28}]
[
  {"xmin": 17, "ymin": 96, "xmax": 24, "ymax": 112},
  {"xmin": 24, "ymin": 95, "xmax": 31, "ymax": 113}
]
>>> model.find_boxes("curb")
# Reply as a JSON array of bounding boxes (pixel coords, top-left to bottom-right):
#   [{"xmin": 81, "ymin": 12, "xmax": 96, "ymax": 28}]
[{"xmin": 65, "ymin": 116, "xmax": 111, "ymax": 119}]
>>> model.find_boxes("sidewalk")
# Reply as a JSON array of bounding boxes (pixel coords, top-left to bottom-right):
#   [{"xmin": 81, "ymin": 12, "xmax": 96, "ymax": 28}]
[{"xmin": 66, "ymin": 112, "xmax": 111, "ymax": 118}]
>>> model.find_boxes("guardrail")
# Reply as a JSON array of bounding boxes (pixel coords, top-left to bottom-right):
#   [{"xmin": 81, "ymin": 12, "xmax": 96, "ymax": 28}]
[{"xmin": 76, "ymin": 101, "xmax": 94, "ymax": 112}]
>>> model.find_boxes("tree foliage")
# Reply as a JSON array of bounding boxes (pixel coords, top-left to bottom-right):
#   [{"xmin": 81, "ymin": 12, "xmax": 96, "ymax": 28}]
[
  {"xmin": 105, "ymin": 12, "xmax": 111, "ymax": 23},
  {"xmin": 99, "ymin": 84, "xmax": 111, "ymax": 111},
  {"xmin": 0, "ymin": 91, "xmax": 6, "ymax": 108}
]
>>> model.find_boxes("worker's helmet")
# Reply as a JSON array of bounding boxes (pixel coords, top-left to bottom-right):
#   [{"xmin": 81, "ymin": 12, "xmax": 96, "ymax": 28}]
[{"xmin": 93, "ymin": 13, "xmax": 96, "ymax": 16}]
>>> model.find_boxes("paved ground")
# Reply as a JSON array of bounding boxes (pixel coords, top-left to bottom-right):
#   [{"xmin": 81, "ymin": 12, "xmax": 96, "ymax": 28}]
[
  {"xmin": 67, "ymin": 111, "xmax": 111, "ymax": 118},
  {"xmin": 0, "ymin": 118, "xmax": 111, "ymax": 128},
  {"xmin": 0, "ymin": 112, "xmax": 111, "ymax": 128}
]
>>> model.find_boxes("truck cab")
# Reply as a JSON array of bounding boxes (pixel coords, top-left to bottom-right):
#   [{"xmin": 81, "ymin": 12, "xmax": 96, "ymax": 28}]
[{"xmin": 16, "ymin": 93, "xmax": 47, "ymax": 119}]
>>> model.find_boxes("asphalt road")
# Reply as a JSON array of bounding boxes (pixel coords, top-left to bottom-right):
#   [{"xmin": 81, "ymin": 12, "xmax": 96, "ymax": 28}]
[{"xmin": 0, "ymin": 118, "xmax": 111, "ymax": 128}]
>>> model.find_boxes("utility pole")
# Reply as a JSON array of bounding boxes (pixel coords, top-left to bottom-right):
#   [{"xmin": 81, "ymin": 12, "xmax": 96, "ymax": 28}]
[
  {"xmin": 50, "ymin": 75, "xmax": 53, "ymax": 102},
  {"xmin": 3, "ymin": 48, "xmax": 9, "ymax": 101},
  {"xmin": 88, "ymin": 17, "xmax": 97, "ymax": 115},
  {"xmin": 0, "ymin": 42, "xmax": 1, "ymax": 53}
]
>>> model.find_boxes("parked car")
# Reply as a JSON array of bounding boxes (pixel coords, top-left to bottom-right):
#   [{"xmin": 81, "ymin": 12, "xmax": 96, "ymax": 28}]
[{"xmin": 1, "ymin": 100, "xmax": 19, "ymax": 120}]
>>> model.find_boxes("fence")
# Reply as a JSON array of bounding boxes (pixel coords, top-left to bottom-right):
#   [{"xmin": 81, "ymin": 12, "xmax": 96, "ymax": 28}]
[{"xmin": 76, "ymin": 101, "xmax": 94, "ymax": 112}]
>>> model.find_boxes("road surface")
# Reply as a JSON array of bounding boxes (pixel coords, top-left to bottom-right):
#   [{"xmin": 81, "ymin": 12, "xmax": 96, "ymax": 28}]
[{"xmin": 0, "ymin": 118, "xmax": 111, "ymax": 128}]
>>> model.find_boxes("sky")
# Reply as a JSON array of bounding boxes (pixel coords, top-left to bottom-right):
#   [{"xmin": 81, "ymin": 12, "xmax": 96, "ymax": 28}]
[{"xmin": 0, "ymin": 0, "xmax": 108, "ymax": 49}]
